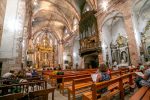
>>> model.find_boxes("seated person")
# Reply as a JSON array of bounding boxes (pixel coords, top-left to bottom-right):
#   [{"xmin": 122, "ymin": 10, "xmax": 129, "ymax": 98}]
[
  {"xmin": 139, "ymin": 63, "xmax": 145, "ymax": 72},
  {"xmin": 128, "ymin": 64, "xmax": 136, "ymax": 69},
  {"xmin": 131, "ymin": 64, "xmax": 136, "ymax": 68},
  {"xmin": 2, "ymin": 70, "xmax": 15, "ymax": 79},
  {"xmin": 96, "ymin": 64, "xmax": 110, "ymax": 94},
  {"xmin": 19, "ymin": 76, "xmax": 28, "ymax": 83},
  {"xmin": 26, "ymin": 69, "xmax": 32, "ymax": 77},
  {"xmin": 135, "ymin": 68, "xmax": 150, "ymax": 88},
  {"xmin": 17, "ymin": 70, "xmax": 25, "ymax": 78},
  {"xmin": 112, "ymin": 65, "xmax": 119, "ymax": 71},
  {"xmin": 31, "ymin": 69, "xmax": 39, "ymax": 77}
]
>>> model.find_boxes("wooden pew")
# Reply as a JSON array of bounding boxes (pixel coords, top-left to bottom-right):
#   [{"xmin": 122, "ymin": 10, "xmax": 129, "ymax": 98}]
[
  {"xmin": 29, "ymin": 88, "xmax": 55, "ymax": 100},
  {"xmin": 120, "ymin": 68, "xmax": 129, "ymax": 75},
  {"xmin": 0, "ymin": 93, "xmax": 24, "ymax": 100},
  {"xmin": 0, "ymin": 88, "xmax": 55, "ymax": 100},
  {"xmin": 83, "ymin": 73, "xmax": 134, "ymax": 100},
  {"xmin": 49, "ymin": 71, "xmax": 93, "ymax": 86},
  {"xmin": 68, "ymin": 77, "xmax": 93, "ymax": 100},
  {"xmin": 110, "ymin": 71, "xmax": 121, "ymax": 79},
  {"xmin": 92, "ymin": 77, "xmax": 121, "ymax": 100},
  {"xmin": 60, "ymin": 74, "xmax": 90, "ymax": 95},
  {"xmin": 142, "ymin": 88, "xmax": 150, "ymax": 100},
  {"xmin": 130, "ymin": 87, "xmax": 150, "ymax": 100},
  {"xmin": 0, "ymin": 80, "xmax": 47, "ymax": 95}
]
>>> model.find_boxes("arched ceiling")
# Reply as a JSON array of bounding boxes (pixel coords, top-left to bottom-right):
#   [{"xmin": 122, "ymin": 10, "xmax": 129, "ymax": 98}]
[
  {"xmin": 133, "ymin": 0, "xmax": 150, "ymax": 19},
  {"xmin": 31, "ymin": 0, "xmax": 97, "ymax": 43}
]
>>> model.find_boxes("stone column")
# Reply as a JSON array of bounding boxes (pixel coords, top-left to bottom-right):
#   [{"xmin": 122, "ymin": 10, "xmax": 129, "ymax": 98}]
[
  {"xmin": 58, "ymin": 41, "xmax": 64, "ymax": 69},
  {"xmin": 98, "ymin": 53, "xmax": 104, "ymax": 64},
  {"xmin": 124, "ymin": 14, "xmax": 139, "ymax": 66},
  {"xmin": 96, "ymin": 15, "xmax": 104, "ymax": 65}
]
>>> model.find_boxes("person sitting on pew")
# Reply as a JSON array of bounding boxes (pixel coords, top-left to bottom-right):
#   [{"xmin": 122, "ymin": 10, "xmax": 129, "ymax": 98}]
[
  {"xmin": 96, "ymin": 64, "xmax": 110, "ymax": 94},
  {"xmin": 18, "ymin": 75, "xmax": 28, "ymax": 83},
  {"xmin": 135, "ymin": 68, "xmax": 150, "ymax": 88},
  {"xmin": 139, "ymin": 63, "xmax": 145, "ymax": 72},
  {"xmin": 112, "ymin": 65, "xmax": 119, "ymax": 71},
  {"xmin": 128, "ymin": 64, "xmax": 136, "ymax": 69},
  {"xmin": 2, "ymin": 70, "xmax": 15, "ymax": 79},
  {"xmin": 26, "ymin": 69, "xmax": 32, "ymax": 78},
  {"xmin": 31, "ymin": 69, "xmax": 39, "ymax": 77}
]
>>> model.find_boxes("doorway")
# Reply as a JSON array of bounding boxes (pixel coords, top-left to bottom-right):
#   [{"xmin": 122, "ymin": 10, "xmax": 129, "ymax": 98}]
[{"xmin": 84, "ymin": 54, "xmax": 99, "ymax": 69}]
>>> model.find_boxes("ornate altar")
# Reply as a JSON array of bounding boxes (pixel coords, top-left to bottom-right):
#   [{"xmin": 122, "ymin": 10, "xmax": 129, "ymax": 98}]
[
  {"xmin": 110, "ymin": 35, "xmax": 130, "ymax": 65},
  {"xmin": 35, "ymin": 34, "xmax": 55, "ymax": 68}
]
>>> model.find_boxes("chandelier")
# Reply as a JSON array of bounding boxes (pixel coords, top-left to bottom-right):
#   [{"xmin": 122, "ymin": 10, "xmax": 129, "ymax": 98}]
[{"xmin": 36, "ymin": 34, "xmax": 53, "ymax": 52}]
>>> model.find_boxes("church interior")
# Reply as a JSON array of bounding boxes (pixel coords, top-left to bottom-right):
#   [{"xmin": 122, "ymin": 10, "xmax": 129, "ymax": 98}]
[{"xmin": 0, "ymin": 0, "xmax": 150, "ymax": 100}]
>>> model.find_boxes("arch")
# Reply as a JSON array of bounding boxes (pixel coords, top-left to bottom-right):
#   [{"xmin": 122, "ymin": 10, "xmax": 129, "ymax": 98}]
[
  {"xmin": 100, "ymin": 10, "xmax": 127, "ymax": 65},
  {"xmin": 99, "ymin": 10, "xmax": 124, "ymax": 32}
]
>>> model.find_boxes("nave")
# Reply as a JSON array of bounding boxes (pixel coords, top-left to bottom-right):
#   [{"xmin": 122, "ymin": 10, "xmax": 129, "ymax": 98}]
[{"xmin": 0, "ymin": 0, "xmax": 150, "ymax": 100}]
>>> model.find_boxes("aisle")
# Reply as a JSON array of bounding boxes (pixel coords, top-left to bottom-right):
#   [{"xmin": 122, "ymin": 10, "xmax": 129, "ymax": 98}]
[{"xmin": 48, "ymin": 83, "xmax": 67, "ymax": 100}]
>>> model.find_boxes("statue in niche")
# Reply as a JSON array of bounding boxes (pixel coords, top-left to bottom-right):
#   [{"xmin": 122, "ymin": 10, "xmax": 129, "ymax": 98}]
[
  {"xmin": 121, "ymin": 51, "xmax": 127, "ymax": 63},
  {"xmin": 116, "ymin": 34, "xmax": 127, "ymax": 47}
]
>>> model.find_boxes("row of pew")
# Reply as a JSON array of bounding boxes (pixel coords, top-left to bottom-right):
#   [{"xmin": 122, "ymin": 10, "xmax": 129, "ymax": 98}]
[
  {"xmin": 43, "ymin": 68, "xmax": 138, "ymax": 100},
  {"xmin": 0, "ymin": 78, "xmax": 55, "ymax": 100}
]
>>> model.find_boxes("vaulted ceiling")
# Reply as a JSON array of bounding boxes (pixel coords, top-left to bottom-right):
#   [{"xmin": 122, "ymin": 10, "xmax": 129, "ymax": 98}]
[
  {"xmin": 31, "ymin": 0, "xmax": 97, "ymax": 43},
  {"xmin": 31, "ymin": 0, "xmax": 150, "ymax": 44}
]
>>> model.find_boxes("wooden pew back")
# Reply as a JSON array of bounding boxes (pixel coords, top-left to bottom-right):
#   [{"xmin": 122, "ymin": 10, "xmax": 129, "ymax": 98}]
[
  {"xmin": 29, "ymin": 88, "xmax": 55, "ymax": 100},
  {"xmin": 91, "ymin": 73, "xmax": 134, "ymax": 100},
  {"xmin": 0, "ymin": 93, "xmax": 24, "ymax": 100},
  {"xmin": 0, "ymin": 80, "xmax": 47, "ymax": 95}
]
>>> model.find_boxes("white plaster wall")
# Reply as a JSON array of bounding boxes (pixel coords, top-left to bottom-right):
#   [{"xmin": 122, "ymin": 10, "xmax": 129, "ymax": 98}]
[
  {"xmin": 0, "ymin": 0, "xmax": 25, "ymax": 75},
  {"xmin": 101, "ymin": 25, "xmax": 111, "ymax": 63},
  {"xmin": 101, "ymin": 18, "xmax": 127, "ymax": 65},
  {"xmin": 73, "ymin": 40, "xmax": 81, "ymax": 69},
  {"xmin": 0, "ymin": 0, "xmax": 25, "ymax": 58},
  {"xmin": 111, "ymin": 19, "xmax": 127, "ymax": 43}
]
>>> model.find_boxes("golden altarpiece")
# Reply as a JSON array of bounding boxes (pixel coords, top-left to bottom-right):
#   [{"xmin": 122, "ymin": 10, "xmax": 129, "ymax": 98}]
[{"xmin": 27, "ymin": 33, "xmax": 56, "ymax": 68}]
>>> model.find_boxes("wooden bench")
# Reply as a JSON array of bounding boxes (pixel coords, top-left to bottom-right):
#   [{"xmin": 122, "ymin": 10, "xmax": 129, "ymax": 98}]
[
  {"xmin": 0, "ymin": 93, "xmax": 24, "ymax": 100},
  {"xmin": 60, "ymin": 74, "xmax": 90, "ymax": 95},
  {"xmin": 68, "ymin": 77, "xmax": 93, "ymax": 100},
  {"xmin": 29, "ymin": 88, "xmax": 55, "ymax": 100},
  {"xmin": 83, "ymin": 73, "xmax": 134, "ymax": 100},
  {"xmin": 0, "ymin": 80, "xmax": 47, "ymax": 95},
  {"xmin": 0, "ymin": 88, "xmax": 55, "ymax": 100},
  {"xmin": 110, "ymin": 71, "xmax": 121, "ymax": 79},
  {"xmin": 130, "ymin": 86, "xmax": 150, "ymax": 100}
]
